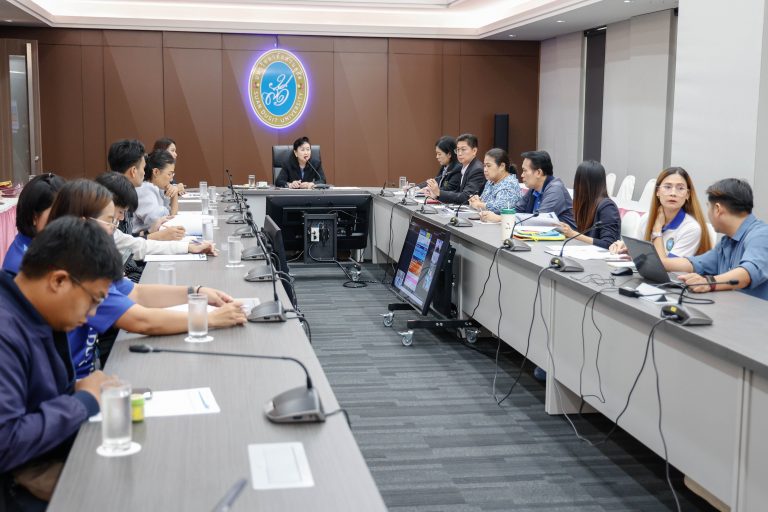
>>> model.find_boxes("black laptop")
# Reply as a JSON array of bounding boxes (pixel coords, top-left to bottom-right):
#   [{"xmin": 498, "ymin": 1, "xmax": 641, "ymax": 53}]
[{"xmin": 622, "ymin": 236, "xmax": 683, "ymax": 285}]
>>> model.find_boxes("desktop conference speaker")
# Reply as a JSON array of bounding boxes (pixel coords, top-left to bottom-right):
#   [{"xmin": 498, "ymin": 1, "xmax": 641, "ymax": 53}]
[{"xmin": 493, "ymin": 114, "xmax": 509, "ymax": 152}]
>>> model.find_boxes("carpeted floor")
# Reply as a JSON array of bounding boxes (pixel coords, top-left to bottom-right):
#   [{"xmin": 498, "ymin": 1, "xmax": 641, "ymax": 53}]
[{"xmin": 289, "ymin": 263, "xmax": 714, "ymax": 511}]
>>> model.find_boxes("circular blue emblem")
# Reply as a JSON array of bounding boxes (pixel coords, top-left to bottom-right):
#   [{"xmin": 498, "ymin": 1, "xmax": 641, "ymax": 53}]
[
  {"xmin": 249, "ymin": 49, "xmax": 309, "ymax": 129},
  {"xmin": 666, "ymin": 238, "xmax": 674, "ymax": 252}
]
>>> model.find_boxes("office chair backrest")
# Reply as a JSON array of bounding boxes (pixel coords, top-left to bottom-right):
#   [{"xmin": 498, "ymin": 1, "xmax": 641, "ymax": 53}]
[
  {"xmin": 621, "ymin": 210, "xmax": 642, "ymax": 238},
  {"xmin": 272, "ymin": 145, "xmax": 322, "ymax": 183},
  {"xmin": 615, "ymin": 174, "xmax": 636, "ymax": 202},
  {"xmin": 637, "ymin": 178, "xmax": 657, "ymax": 207}
]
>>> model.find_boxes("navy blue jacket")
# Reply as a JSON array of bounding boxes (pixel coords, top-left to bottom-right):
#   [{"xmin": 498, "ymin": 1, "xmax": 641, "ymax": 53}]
[
  {"xmin": 0, "ymin": 271, "xmax": 99, "ymax": 473},
  {"xmin": 588, "ymin": 197, "xmax": 622, "ymax": 249},
  {"xmin": 515, "ymin": 175, "xmax": 576, "ymax": 228},
  {"xmin": 438, "ymin": 158, "xmax": 486, "ymax": 205},
  {"xmin": 435, "ymin": 161, "xmax": 462, "ymax": 192},
  {"xmin": 275, "ymin": 156, "xmax": 326, "ymax": 188}
]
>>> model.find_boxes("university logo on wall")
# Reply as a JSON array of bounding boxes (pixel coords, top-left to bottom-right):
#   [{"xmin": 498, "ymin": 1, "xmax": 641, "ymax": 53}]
[{"xmin": 249, "ymin": 49, "xmax": 309, "ymax": 129}]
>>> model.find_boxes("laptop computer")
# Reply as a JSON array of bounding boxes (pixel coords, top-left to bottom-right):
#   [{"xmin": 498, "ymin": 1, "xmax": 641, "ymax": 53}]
[{"xmin": 622, "ymin": 236, "xmax": 683, "ymax": 285}]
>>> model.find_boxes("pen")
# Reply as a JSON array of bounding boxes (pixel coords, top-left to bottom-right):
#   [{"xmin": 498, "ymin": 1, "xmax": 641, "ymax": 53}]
[
  {"xmin": 198, "ymin": 390, "xmax": 210, "ymax": 409},
  {"xmin": 211, "ymin": 478, "xmax": 247, "ymax": 512}
]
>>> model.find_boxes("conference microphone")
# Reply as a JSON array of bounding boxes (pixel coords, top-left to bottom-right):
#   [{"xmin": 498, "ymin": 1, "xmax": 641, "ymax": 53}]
[
  {"xmin": 227, "ymin": 202, "xmax": 247, "ymax": 225},
  {"xmin": 502, "ymin": 211, "xmax": 539, "ymax": 252},
  {"xmin": 220, "ymin": 169, "xmax": 238, "ymax": 203},
  {"xmin": 234, "ymin": 207, "xmax": 256, "ymax": 237},
  {"xmin": 550, "ymin": 221, "xmax": 619, "ymax": 272},
  {"xmin": 242, "ymin": 216, "xmax": 267, "ymax": 262},
  {"xmin": 244, "ymin": 218, "xmax": 273, "ymax": 281},
  {"xmin": 400, "ymin": 184, "xmax": 420, "ymax": 206},
  {"xmin": 247, "ymin": 227, "xmax": 287, "ymax": 323},
  {"xmin": 417, "ymin": 196, "xmax": 440, "ymax": 215},
  {"xmin": 660, "ymin": 278, "xmax": 739, "ymax": 326},
  {"xmin": 378, "ymin": 180, "xmax": 394, "ymax": 197},
  {"xmin": 449, "ymin": 200, "xmax": 473, "ymax": 227},
  {"xmin": 128, "ymin": 344, "xmax": 324, "ymax": 423},
  {"xmin": 306, "ymin": 160, "xmax": 330, "ymax": 189}
]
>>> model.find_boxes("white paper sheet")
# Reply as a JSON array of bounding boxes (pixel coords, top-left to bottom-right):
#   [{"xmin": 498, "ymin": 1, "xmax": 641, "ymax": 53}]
[
  {"xmin": 637, "ymin": 283, "xmax": 676, "ymax": 305},
  {"xmin": 248, "ymin": 442, "xmax": 314, "ymax": 490},
  {"xmin": 514, "ymin": 211, "xmax": 560, "ymax": 227},
  {"xmin": 544, "ymin": 245, "xmax": 612, "ymax": 260},
  {"xmin": 143, "ymin": 254, "xmax": 207, "ymax": 262},
  {"xmin": 90, "ymin": 387, "xmax": 220, "ymax": 421},
  {"xmin": 165, "ymin": 298, "xmax": 260, "ymax": 316}
]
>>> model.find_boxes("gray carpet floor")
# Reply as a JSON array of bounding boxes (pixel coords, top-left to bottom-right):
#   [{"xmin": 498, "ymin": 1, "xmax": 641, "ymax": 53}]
[{"xmin": 288, "ymin": 263, "xmax": 714, "ymax": 511}]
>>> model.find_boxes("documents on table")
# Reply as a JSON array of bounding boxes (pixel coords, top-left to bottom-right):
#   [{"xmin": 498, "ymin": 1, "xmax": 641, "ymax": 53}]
[
  {"xmin": 162, "ymin": 212, "xmax": 212, "ymax": 236},
  {"xmin": 248, "ymin": 442, "xmax": 314, "ymax": 490},
  {"xmin": 636, "ymin": 283, "xmax": 676, "ymax": 305},
  {"xmin": 90, "ymin": 387, "xmax": 220, "ymax": 421},
  {"xmin": 544, "ymin": 245, "xmax": 612, "ymax": 260},
  {"xmin": 178, "ymin": 198, "xmax": 202, "ymax": 204},
  {"xmin": 144, "ymin": 254, "xmax": 208, "ymax": 262},
  {"xmin": 165, "ymin": 298, "xmax": 261, "ymax": 316},
  {"xmin": 514, "ymin": 211, "xmax": 560, "ymax": 227}
]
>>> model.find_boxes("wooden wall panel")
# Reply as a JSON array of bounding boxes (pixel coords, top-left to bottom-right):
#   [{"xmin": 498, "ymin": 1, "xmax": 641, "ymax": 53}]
[
  {"xmin": 82, "ymin": 45, "xmax": 106, "ymax": 176},
  {"xmin": 221, "ymin": 49, "xmax": 276, "ymax": 184},
  {"xmin": 276, "ymin": 51, "xmax": 335, "ymax": 183},
  {"xmin": 103, "ymin": 46, "xmax": 164, "ymax": 153},
  {"xmin": 38, "ymin": 44, "xmax": 84, "ymax": 178},
  {"xmin": 334, "ymin": 52, "xmax": 388, "ymax": 187},
  {"xmin": 388, "ymin": 52, "xmax": 443, "ymax": 187},
  {"xmin": 460, "ymin": 54, "xmax": 540, "ymax": 168},
  {"xmin": 17, "ymin": 28, "xmax": 539, "ymax": 187},
  {"xmin": 163, "ymin": 48, "xmax": 223, "ymax": 186}
]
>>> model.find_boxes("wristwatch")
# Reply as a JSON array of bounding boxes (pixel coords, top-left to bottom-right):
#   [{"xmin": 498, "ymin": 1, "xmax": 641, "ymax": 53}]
[{"xmin": 705, "ymin": 275, "xmax": 716, "ymax": 292}]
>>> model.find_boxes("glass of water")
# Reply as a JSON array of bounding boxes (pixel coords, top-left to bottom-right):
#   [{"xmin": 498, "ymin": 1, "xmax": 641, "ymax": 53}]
[
  {"xmin": 202, "ymin": 217, "xmax": 213, "ymax": 242},
  {"xmin": 201, "ymin": 194, "xmax": 210, "ymax": 216},
  {"xmin": 208, "ymin": 186, "xmax": 217, "ymax": 205},
  {"xmin": 248, "ymin": 175, "xmax": 256, "ymax": 188},
  {"xmin": 185, "ymin": 293, "xmax": 212, "ymax": 342},
  {"xmin": 100, "ymin": 380, "xmax": 132, "ymax": 454},
  {"xmin": 157, "ymin": 262, "xmax": 176, "ymax": 285},
  {"xmin": 199, "ymin": 181, "xmax": 208, "ymax": 197},
  {"xmin": 399, "ymin": 176, "xmax": 407, "ymax": 190},
  {"xmin": 210, "ymin": 205, "xmax": 219, "ymax": 229},
  {"xmin": 226, "ymin": 236, "xmax": 243, "ymax": 268}
]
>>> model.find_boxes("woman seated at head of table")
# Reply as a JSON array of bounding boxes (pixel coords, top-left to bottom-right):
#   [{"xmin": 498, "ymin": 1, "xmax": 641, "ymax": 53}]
[{"xmin": 610, "ymin": 166, "xmax": 711, "ymax": 260}]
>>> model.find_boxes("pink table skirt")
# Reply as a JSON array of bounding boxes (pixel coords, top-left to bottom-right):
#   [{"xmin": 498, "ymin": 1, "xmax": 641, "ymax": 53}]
[{"xmin": 0, "ymin": 203, "xmax": 18, "ymax": 267}]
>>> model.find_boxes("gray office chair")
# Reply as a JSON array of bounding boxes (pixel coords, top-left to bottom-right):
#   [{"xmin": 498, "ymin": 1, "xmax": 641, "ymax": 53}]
[{"xmin": 272, "ymin": 145, "xmax": 321, "ymax": 183}]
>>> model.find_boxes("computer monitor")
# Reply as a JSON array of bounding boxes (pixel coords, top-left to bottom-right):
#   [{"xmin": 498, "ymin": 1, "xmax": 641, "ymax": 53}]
[
  {"xmin": 265, "ymin": 194, "xmax": 371, "ymax": 252},
  {"xmin": 262, "ymin": 215, "xmax": 295, "ymax": 307},
  {"xmin": 392, "ymin": 217, "xmax": 451, "ymax": 316}
]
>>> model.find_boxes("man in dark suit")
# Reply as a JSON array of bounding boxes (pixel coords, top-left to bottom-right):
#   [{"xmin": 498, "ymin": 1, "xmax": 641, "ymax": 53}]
[{"xmin": 425, "ymin": 133, "xmax": 485, "ymax": 204}]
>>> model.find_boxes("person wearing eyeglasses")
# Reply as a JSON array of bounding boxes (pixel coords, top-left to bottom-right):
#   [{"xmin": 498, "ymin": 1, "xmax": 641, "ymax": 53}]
[
  {"xmin": 2, "ymin": 173, "xmax": 66, "ymax": 276},
  {"xmin": 4, "ymin": 180, "xmax": 247, "ymax": 379},
  {"xmin": 0, "ymin": 217, "xmax": 122, "ymax": 508},
  {"xmin": 424, "ymin": 133, "xmax": 485, "ymax": 204},
  {"xmin": 133, "ymin": 149, "xmax": 179, "ymax": 235},
  {"xmin": 609, "ymin": 167, "xmax": 711, "ymax": 259}
]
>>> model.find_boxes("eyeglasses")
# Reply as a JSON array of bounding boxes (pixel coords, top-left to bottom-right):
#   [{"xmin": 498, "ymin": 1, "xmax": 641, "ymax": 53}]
[
  {"xmin": 69, "ymin": 274, "xmax": 106, "ymax": 311},
  {"xmin": 455, "ymin": 147, "xmax": 472, "ymax": 154},
  {"xmin": 89, "ymin": 217, "xmax": 120, "ymax": 230},
  {"xmin": 658, "ymin": 184, "xmax": 688, "ymax": 194}
]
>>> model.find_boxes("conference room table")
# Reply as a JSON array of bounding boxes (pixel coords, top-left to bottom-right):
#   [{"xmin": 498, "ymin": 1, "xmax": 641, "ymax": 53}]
[
  {"xmin": 362, "ymin": 191, "xmax": 765, "ymax": 511},
  {"xmin": 47, "ymin": 209, "xmax": 387, "ymax": 511}
]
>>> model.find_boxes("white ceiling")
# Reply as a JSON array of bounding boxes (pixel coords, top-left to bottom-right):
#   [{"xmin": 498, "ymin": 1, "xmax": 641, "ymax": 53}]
[{"xmin": 2, "ymin": 0, "xmax": 678, "ymax": 40}]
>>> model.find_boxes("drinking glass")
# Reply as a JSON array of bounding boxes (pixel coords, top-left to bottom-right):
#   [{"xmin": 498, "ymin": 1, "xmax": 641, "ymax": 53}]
[
  {"xmin": 208, "ymin": 186, "xmax": 217, "ymax": 205},
  {"xmin": 199, "ymin": 181, "xmax": 208, "ymax": 197},
  {"xmin": 157, "ymin": 262, "xmax": 176, "ymax": 285},
  {"xmin": 201, "ymin": 195, "xmax": 210, "ymax": 216},
  {"xmin": 210, "ymin": 205, "xmax": 219, "ymax": 229},
  {"xmin": 185, "ymin": 293, "xmax": 212, "ymax": 342},
  {"xmin": 248, "ymin": 175, "xmax": 256, "ymax": 188},
  {"xmin": 399, "ymin": 176, "xmax": 407, "ymax": 189},
  {"xmin": 226, "ymin": 236, "xmax": 243, "ymax": 268},
  {"xmin": 100, "ymin": 380, "xmax": 132, "ymax": 454},
  {"xmin": 202, "ymin": 217, "xmax": 214, "ymax": 242}
]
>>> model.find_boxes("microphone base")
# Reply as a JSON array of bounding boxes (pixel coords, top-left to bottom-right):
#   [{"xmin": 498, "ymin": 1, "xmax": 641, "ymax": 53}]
[
  {"xmin": 265, "ymin": 386, "xmax": 325, "ymax": 423},
  {"xmin": 660, "ymin": 304, "xmax": 713, "ymax": 326},
  {"xmin": 313, "ymin": 183, "xmax": 330, "ymax": 190},
  {"xmin": 234, "ymin": 226, "xmax": 255, "ymax": 237},
  {"xmin": 247, "ymin": 300, "xmax": 286, "ymax": 323},
  {"xmin": 241, "ymin": 247, "xmax": 267, "ymax": 261},
  {"xmin": 449, "ymin": 217, "xmax": 473, "ymax": 227},
  {"xmin": 418, "ymin": 205, "xmax": 438, "ymax": 214},
  {"xmin": 226, "ymin": 215, "xmax": 246, "ymax": 225},
  {"xmin": 502, "ymin": 239, "xmax": 531, "ymax": 252},
  {"xmin": 550, "ymin": 256, "xmax": 584, "ymax": 272},
  {"xmin": 224, "ymin": 205, "xmax": 241, "ymax": 213},
  {"xmin": 244, "ymin": 266, "xmax": 275, "ymax": 282},
  {"xmin": 378, "ymin": 190, "xmax": 394, "ymax": 197},
  {"xmin": 400, "ymin": 197, "xmax": 418, "ymax": 206},
  {"xmin": 220, "ymin": 197, "xmax": 237, "ymax": 203}
]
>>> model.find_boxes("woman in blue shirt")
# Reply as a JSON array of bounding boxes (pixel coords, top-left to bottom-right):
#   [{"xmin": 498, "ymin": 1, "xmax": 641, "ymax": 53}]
[
  {"xmin": 556, "ymin": 160, "xmax": 621, "ymax": 249},
  {"xmin": 469, "ymin": 148, "xmax": 523, "ymax": 220},
  {"xmin": 2, "ymin": 173, "xmax": 66, "ymax": 275},
  {"xmin": 134, "ymin": 149, "xmax": 178, "ymax": 234}
]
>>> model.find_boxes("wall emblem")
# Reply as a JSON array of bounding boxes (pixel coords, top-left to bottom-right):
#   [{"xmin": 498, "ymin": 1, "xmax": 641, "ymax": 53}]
[{"xmin": 249, "ymin": 49, "xmax": 309, "ymax": 129}]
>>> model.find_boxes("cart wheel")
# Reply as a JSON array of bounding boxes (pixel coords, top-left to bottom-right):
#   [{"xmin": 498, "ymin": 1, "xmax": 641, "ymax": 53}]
[
  {"xmin": 465, "ymin": 328, "xmax": 479, "ymax": 344},
  {"xmin": 399, "ymin": 330, "xmax": 414, "ymax": 346},
  {"xmin": 380, "ymin": 312, "xmax": 394, "ymax": 328}
]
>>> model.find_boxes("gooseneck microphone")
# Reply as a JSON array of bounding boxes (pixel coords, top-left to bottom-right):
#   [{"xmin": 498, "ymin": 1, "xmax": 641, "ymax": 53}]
[
  {"xmin": 660, "ymin": 278, "xmax": 739, "ymax": 326},
  {"xmin": 400, "ymin": 184, "xmax": 420, "ymax": 206},
  {"xmin": 220, "ymin": 169, "xmax": 238, "ymax": 203},
  {"xmin": 305, "ymin": 160, "xmax": 330, "ymax": 189},
  {"xmin": 418, "ymin": 196, "xmax": 440, "ymax": 215},
  {"xmin": 449, "ymin": 200, "xmax": 472, "ymax": 227},
  {"xmin": 378, "ymin": 180, "xmax": 394, "ymax": 197},
  {"xmin": 550, "ymin": 221, "xmax": 618, "ymax": 272},
  {"xmin": 502, "ymin": 211, "xmax": 539, "ymax": 252},
  {"xmin": 128, "ymin": 344, "xmax": 324, "ymax": 423},
  {"xmin": 246, "ymin": 226, "xmax": 287, "ymax": 323}
]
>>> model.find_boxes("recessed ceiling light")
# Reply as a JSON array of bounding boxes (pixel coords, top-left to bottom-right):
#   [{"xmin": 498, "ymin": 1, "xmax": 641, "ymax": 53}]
[{"xmin": 556, "ymin": 20, "xmax": 565, "ymax": 23}]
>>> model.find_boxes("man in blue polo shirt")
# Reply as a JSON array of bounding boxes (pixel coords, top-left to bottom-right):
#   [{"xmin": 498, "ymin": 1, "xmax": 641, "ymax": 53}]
[
  {"xmin": 664, "ymin": 178, "xmax": 768, "ymax": 300},
  {"xmin": 0, "ymin": 217, "xmax": 121, "ymax": 508}
]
